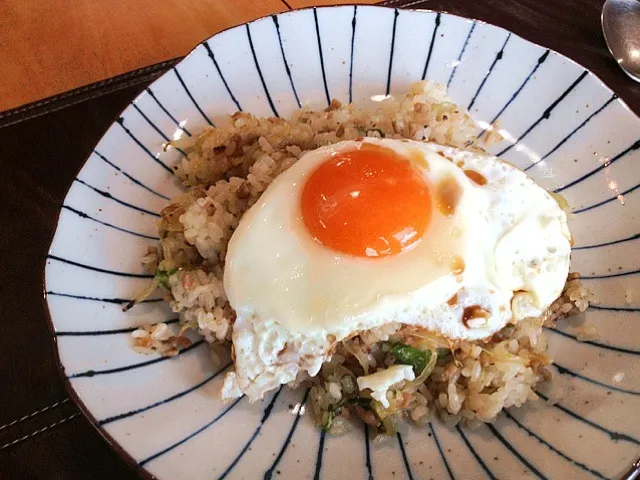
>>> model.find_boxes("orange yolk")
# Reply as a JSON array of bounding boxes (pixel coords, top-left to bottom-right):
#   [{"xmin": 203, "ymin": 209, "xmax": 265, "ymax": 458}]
[{"xmin": 301, "ymin": 145, "xmax": 431, "ymax": 258}]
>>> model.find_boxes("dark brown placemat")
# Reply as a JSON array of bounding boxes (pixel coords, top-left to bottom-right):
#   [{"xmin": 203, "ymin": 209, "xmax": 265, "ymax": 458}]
[
  {"xmin": 0, "ymin": 58, "xmax": 180, "ymax": 130},
  {"xmin": 0, "ymin": 82, "xmax": 152, "ymax": 480},
  {"xmin": 1, "ymin": 1, "xmax": 637, "ymax": 479}
]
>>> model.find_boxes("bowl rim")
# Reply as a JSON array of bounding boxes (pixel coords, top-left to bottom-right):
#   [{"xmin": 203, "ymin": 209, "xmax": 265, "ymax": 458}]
[{"xmin": 41, "ymin": 4, "xmax": 638, "ymax": 479}]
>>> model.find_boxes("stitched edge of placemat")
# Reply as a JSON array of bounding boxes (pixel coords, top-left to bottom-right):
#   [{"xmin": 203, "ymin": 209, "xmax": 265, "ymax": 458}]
[
  {"xmin": 0, "ymin": 1, "xmax": 410, "ymax": 130},
  {"xmin": 0, "ymin": 58, "xmax": 181, "ymax": 129}
]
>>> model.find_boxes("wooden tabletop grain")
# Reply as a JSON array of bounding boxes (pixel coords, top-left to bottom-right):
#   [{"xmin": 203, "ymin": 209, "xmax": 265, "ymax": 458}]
[{"xmin": 0, "ymin": 0, "xmax": 377, "ymax": 112}]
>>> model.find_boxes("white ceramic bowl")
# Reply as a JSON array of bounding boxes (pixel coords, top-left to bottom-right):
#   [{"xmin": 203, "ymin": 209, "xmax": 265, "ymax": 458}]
[{"xmin": 45, "ymin": 5, "xmax": 640, "ymax": 479}]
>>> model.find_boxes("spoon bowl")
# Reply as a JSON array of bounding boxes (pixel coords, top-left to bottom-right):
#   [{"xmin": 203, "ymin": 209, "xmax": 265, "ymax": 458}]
[{"xmin": 602, "ymin": 0, "xmax": 640, "ymax": 81}]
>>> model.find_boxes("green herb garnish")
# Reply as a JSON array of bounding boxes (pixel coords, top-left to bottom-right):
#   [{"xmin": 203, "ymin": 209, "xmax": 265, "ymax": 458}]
[
  {"xmin": 387, "ymin": 342, "xmax": 433, "ymax": 376},
  {"xmin": 156, "ymin": 268, "xmax": 178, "ymax": 290},
  {"xmin": 322, "ymin": 398, "xmax": 346, "ymax": 432},
  {"xmin": 322, "ymin": 397, "xmax": 371, "ymax": 432},
  {"xmin": 435, "ymin": 347, "xmax": 452, "ymax": 360}
]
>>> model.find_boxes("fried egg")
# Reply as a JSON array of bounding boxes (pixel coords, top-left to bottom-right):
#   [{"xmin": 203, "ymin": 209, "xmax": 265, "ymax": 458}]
[{"xmin": 221, "ymin": 138, "xmax": 571, "ymax": 401}]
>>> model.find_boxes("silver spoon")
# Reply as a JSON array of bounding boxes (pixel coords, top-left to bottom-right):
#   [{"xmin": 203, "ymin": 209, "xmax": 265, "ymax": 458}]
[
  {"xmin": 620, "ymin": 456, "xmax": 640, "ymax": 480},
  {"xmin": 602, "ymin": 0, "xmax": 640, "ymax": 81}
]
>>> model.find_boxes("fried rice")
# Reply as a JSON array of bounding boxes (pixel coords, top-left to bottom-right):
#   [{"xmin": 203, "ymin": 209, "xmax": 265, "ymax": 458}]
[{"xmin": 130, "ymin": 81, "xmax": 592, "ymax": 436}]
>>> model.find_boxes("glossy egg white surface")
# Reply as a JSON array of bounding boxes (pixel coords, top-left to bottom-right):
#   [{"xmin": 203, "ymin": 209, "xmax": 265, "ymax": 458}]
[{"xmin": 223, "ymin": 138, "xmax": 571, "ymax": 401}]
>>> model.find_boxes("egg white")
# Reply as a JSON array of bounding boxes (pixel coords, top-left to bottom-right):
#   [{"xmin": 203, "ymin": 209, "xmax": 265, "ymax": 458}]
[{"xmin": 222, "ymin": 138, "xmax": 571, "ymax": 401}]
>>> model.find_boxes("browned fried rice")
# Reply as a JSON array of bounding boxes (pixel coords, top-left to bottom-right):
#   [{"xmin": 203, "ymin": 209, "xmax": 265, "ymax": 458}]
[{"xmin": 130, "ymin": 81, "xmax": 592, "ymax": 436}]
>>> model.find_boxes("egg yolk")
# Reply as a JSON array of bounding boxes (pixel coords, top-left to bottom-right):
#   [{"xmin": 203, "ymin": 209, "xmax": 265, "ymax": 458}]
[{"xmin": 301, "ymin": 145, "xmax": 431, "ymax": 258}]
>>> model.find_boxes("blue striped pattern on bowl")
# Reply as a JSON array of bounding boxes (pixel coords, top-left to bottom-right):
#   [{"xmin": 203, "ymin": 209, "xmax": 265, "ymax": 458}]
[{"xmin": 45, "ymin": 5, "xmax": 640, "ymax": 479}]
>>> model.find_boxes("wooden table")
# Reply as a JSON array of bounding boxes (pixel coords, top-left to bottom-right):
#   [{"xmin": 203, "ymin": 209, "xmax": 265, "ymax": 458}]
[
  {"xmin": 0, "ymin": 0, "xmax": 376, "ymax": 112},
  {"xmin": 1, "ymin": 1, "xmax": 639, "ymax": 479}
]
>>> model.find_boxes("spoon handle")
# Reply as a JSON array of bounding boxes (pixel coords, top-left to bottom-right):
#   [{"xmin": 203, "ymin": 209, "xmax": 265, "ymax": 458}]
[{"xmin": 620, "ymin": 456, "xmax": 640, "ymax": 480}]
